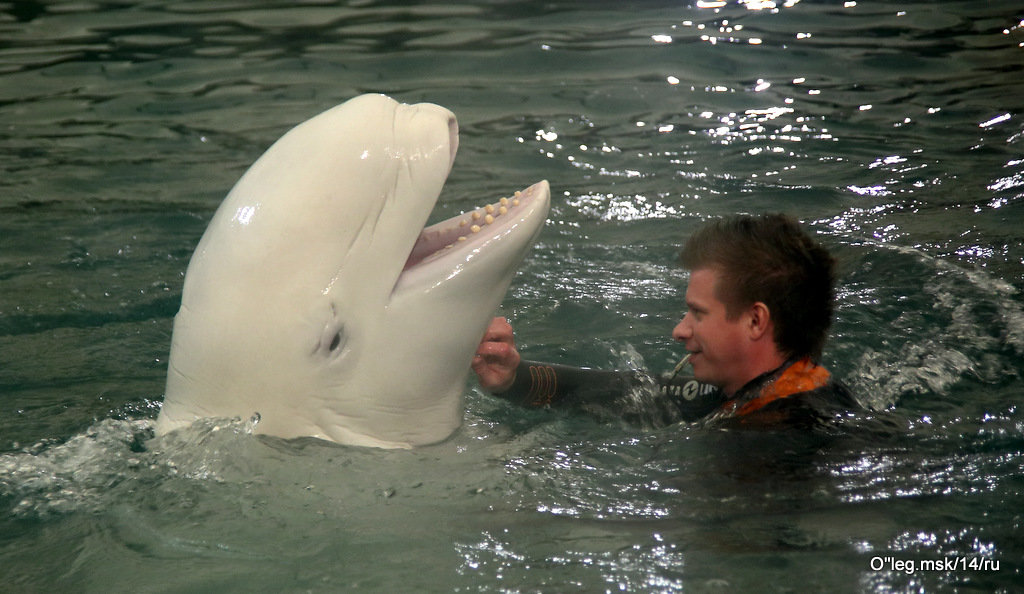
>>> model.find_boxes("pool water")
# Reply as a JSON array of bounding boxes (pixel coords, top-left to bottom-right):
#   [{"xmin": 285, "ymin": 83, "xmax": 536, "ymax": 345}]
[{"xmin": 1, "ymin": 1, "xmax": 1022, "ymax": 591}]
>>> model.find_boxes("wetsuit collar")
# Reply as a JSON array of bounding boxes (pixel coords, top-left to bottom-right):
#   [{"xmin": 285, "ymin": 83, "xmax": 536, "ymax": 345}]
[{"xmin": 711, "ymin": 356, "xmax": 831, "ymax": 419}]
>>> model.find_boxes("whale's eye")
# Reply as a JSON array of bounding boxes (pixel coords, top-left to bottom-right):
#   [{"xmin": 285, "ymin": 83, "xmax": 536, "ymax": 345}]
[{"xmin": 316, "ymin": 318, "xmax": 348, "ymax": 359}]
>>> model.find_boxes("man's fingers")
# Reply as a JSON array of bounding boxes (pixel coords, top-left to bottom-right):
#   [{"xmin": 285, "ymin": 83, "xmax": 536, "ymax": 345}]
[
  {"xmin": 480, "ymin": 316, "xmax": 514, "ymax": 344},
  {"xmin": 474, "ymin": 340, "xmax": 513, "ymax": 362},
  {"xmin": 473, "ymin": 317, "xmax": 519, "ymax": 393}
]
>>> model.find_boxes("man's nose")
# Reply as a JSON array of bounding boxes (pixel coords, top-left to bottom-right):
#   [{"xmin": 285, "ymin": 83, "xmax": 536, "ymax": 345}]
[{"xmin": 672, "ymin": 316, "xmax": 691, "ymax": 342}]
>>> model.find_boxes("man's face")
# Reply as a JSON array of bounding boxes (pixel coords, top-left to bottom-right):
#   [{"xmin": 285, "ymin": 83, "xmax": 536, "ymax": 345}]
[{"xmin": 672, "ymin": 267, "xmax": 751, "ymax": 396}]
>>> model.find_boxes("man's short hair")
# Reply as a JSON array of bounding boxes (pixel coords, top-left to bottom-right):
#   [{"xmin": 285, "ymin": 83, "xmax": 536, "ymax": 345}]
[{"xmin": 679, "ymin": 213, "xmax": 836, "ymax": 360}]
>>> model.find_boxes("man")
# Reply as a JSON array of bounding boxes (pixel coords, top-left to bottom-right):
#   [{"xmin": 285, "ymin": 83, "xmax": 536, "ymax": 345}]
[{"xmin": 472, "ymin": 213, "xmax": 857, "ymax": 427}]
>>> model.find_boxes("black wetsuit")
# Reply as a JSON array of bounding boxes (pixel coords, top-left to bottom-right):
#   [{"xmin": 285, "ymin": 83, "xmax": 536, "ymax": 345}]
[{"xmin": 492, "ymin": 357, "xmax": 857, "ymax": 427}]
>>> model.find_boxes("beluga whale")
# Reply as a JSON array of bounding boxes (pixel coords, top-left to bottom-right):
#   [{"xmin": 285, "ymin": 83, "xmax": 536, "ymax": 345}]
[{"xmin": 155, "ymin": 94, "xmax": 550, "ymax": 448}]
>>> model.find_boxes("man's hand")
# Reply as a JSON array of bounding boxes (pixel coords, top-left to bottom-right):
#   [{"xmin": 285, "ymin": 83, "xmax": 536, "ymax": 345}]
[{"xmin": 471, "ymin": 317, "xmax": 521, "ymax": 393}]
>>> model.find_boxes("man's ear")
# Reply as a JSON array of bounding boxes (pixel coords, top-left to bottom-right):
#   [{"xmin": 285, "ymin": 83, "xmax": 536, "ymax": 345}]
[{"xmin": 747, "ymin": 302, "xmax": 772, "ymax": 340}]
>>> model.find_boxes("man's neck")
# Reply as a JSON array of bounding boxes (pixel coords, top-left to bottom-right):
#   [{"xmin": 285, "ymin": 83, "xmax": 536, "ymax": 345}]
[{"xmin": 721, "ymin": 349, "xmax": 787, "ymax": 397}]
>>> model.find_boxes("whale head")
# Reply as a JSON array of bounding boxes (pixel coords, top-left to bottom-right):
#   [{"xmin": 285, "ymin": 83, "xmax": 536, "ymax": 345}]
[{"xmin": 155, "ymin": 94, "xmax": 550, "ymax": 448}]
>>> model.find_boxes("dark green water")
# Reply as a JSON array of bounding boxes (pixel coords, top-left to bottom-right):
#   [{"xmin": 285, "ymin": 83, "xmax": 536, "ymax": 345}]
[{"xmin": 1, "ymin": 1, "xmax": 1022, "ymax": 591}]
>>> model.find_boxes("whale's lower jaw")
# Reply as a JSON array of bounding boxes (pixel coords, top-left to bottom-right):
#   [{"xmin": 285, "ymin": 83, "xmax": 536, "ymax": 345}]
[
  {"xmin": 157, "ymin": 179, "xmax": 550, "ymax": 449},
  {"xmin": 394, "ymin": 180, "xmax": 550, "ymax": 297}
]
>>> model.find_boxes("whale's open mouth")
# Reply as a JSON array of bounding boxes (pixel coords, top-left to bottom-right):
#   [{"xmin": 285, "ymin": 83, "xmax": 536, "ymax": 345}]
[{"xmin": 400, "ymin": 180, "xmax": 549, "ymax": 277}]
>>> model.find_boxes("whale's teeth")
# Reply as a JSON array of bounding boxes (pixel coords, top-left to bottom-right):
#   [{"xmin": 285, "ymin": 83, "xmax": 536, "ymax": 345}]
[{"xmin": 452, "ymin": 191, "xmax": 528, "ymax": 241}]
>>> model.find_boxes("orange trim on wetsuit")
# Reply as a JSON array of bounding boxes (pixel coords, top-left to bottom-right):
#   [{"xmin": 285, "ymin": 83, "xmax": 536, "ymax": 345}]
[
  {"xmin": 526, "ymin": 364, "xmax": 558, "ymax": 407},
  {"xmin": 718, "ymin": 357, "xmax": 831, "ymax": 417}
]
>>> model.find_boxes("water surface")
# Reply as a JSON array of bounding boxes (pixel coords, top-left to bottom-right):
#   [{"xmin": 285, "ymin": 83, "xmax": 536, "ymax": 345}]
[{"xmin": 1, "ymin": 1, "xmax": 1022, "ymax": 591}]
